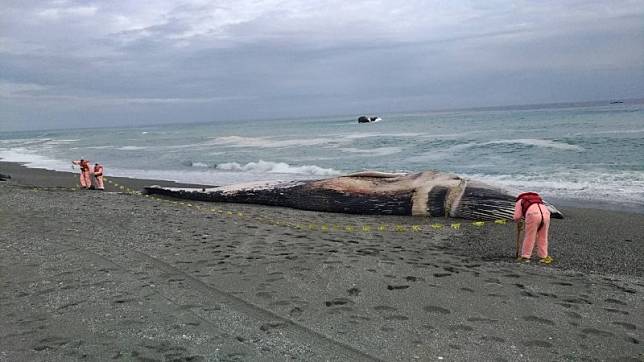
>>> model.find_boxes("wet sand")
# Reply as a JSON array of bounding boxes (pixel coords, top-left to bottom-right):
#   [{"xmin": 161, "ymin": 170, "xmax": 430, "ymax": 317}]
[{"xmin": 1, "ymin": 162, "xmax": 642, "ymax": 361}]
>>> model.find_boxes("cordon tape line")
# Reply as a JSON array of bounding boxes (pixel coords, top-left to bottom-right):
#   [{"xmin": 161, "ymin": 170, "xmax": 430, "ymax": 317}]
[{"xmin": 89, "ymin": 177, "xmax": 512, "ymax": 234}]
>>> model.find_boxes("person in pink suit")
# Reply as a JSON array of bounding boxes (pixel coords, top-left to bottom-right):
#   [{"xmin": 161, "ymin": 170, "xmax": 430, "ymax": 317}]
[
  {"xmin": 513, "ymin": 192, "xmax": 553, "ymax": 264},
  {"xmin": 93, "ymin": 163, "xmax": 104, "ymax": 190},
  {"xmin": 72, "ymin": 159, "xmax": 92, "ymax": 189}
]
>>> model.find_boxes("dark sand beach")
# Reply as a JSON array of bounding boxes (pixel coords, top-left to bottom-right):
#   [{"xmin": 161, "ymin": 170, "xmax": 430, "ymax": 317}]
[{"xmin": 1, "ymin": 161, "xmax": 642, "ymax": 361}]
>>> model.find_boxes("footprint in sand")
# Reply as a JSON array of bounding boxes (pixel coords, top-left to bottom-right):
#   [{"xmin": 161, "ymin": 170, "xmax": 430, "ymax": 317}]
[
  {"xmin": 603, "ymin": 308, "xmax": 629, "ymax": 315},
  {"xmin": 552, "ymin": 281, "xmax": 574, "ymax": 286},
  {"xmin": 484, "ymin": 278, "xmax": 502, "ymax": 285},
  {"xmin": 581, "ymin": 328, "xmax": 613, "ymax": 337},
  {"xmin": 562, "ymin": 296, "xmax": 592, "ymax": 305},
  {"xmin": 289, "ymin": 307, "xmax": 303, "ymax": 318},
  {"xmin": 523, "ymin": 315, "xmax": 556, "ymax": 326},
  {"xmin": 604, "ymin": 298, "xmax": 627, "ymax": 306},
  {"xmin": 324, "ymin": 298, "xmax": 354, "ymax": 307},
  {"xmin": 565, "ymin": 311, "xmax": 582, "ymax": 320},
  {"xmin": 387, "ymin": 284, "xmax": 410, "ymax": 290},
  {"xmin": 625, "ymin": 336, "xmax": 640, "ymax": 344},
  {"xmin": 423, "ymin": 305, "xmax": 451, "ymax": 314},
  {"xmin": 260, "ymin": 321, "xmax": 286, "ymax": 333},
  {"xmin": 32, "ymin": 336, "xmax": 70, "ymax": 351},
  {"xmin": 449, "ymin": 324, "xmax": 474, "ymax": 332},
  {"xmin": 433, "ymin": 273, "xmax": 452, "ymax": 278},
  {"xmin": 347, "ymin": 287, "xmax": 360, "ymax": 296},
  {"xmin": 503, "ymin": 273, "xmax": 522, "ymax": 279},
  {"xmin": 611, "ymin": 322, "xmax": 636, "ymax": 330}
]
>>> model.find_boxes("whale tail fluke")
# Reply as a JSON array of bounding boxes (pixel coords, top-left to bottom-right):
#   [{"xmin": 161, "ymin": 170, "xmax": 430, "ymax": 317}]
[{"xmin": 544, "ymin": 201, "xmax": 564, "ymax": 219}]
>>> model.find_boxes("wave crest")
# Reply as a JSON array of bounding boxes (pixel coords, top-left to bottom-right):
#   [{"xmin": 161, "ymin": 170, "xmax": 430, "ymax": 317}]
[{"xmin": 216, "ymin": 160, "xmax": 341, "ymax": 176}]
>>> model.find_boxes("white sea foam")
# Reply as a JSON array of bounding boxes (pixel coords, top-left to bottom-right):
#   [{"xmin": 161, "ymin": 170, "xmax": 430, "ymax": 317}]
[
  {"xmin": 576, "ymin": 128, "xmax": 644, "ymax": 135},
  {"xmin": 117, "ymin": 146, "xmax": 147, "ymax": 151},
  {"xmin": 0, "ymin": 138, "xmax": 53, "ymax": 147},
  {"xmin": 461, "ymin": 170, "xmax": 644, "ymax": 206},
  {"xmin": 339, "ymin": 147, "xmax": 402, "ymax": 156},
  {"xmin": 408, "ymin": 138, "xmax": 584, "ymax": 162},
  {"xmin": 207, "ymin": 136, "xmax": 335, "ymax": 148},
  {"xmin": 0, "ymin": 148, "xmax": 74, "ymax": 171},
  {"xmin": 104, "ymin": 167, "xmax": 294, "ymax": 186},
  {"xmin": 45, "ymin": 139, "xmax": 80, "ymax": 145},
  {"xmin": 191, "ymin": 162, "xmax": 209, "ymax": 168},
  {"xmin": 484, "ymin": 139, "xmax": 584, "ymax": 151},
  {"xmin": 216, "ymin": 160, "xmax": 341, "ymax": 176},
  {"xmin": 342, "ymin": 132, "xmax": 421, "ymax": 140}
]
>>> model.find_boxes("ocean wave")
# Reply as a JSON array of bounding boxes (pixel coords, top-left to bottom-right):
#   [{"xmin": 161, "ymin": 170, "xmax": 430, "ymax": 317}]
[
  {"xmin": 188, "ymin": 161, "xmax": 209, "ymax": 168},
  {"xmin": 342, "ymin": 132, "xmax": 422, "ymax": 139},
  {"xmin": 0, "ymin": 138, "xmax": 53, "ymax": 147},
  {"xmin": 216, "ymin": 160, "xmax": 341, "ymax": 176},
  {"xmin": 0, "ymin": 148, "xmax": 74, "ymax": 171},
  {"xmin": 575, "ymin": 128, "xmax": 644, "ymax": 135},
  {"xmin": 461, "ymin": 170, "xmax": 644, "ymax": 207},
  {"xmin": 339, "ymin": 147, "xmax": 402, "ymax": 156},
  {"xmin": 484, "ymin": 139, "xmax": 584, "ymax": 151},
  {"xmin": 45, "ymin": 139, "xmax": 80, "ymax": 145},
  {"xmin": 409, "ymin": 139, "xmax": 584, "ymax": 162},
  {"xmin": 117, "ymin": 146, "xmax": 147, "ymax": 151},
  {"xmin": 207, "ymin": 136, "xmax": 336, "ymax": 148}
]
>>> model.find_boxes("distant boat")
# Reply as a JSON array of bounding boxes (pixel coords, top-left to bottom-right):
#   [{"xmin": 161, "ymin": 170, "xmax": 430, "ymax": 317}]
[
  {"xmin": 610, "ymin": 101, "xmax": 624, "ymax": 104},
  {"xmin": 358, "ymin": 115, "xmax": 382, "ymax": 123}
]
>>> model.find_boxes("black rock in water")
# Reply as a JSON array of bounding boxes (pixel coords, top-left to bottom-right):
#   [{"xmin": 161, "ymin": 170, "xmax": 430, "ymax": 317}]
[{"xmin": 358, "ymin": 115, "xmax": 381, "ymax": 123}]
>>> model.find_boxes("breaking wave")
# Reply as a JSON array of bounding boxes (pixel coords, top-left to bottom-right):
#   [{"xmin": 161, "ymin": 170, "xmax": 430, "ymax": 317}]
[
  {"xmin": 207, "ymin": 136, "xmax": 335, "ymax": 148},
  {"xmin": 462, "ymin": 170, "xmax": 644, "ymax": 208},
  {"xmin": 216, "ymin": 160, "xmax": 341, "ymax": 176},
  {"xmin": 117, "ymin": 146, "xmax": 147, "ymax": 151},
  {"xmin": 484, "ymin": 139, "xmax": 584, "ymax": 151}
]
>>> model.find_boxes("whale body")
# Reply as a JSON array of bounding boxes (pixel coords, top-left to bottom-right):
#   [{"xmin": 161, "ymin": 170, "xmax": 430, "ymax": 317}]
[{"xmin": 144, "ymin": 170, "xmax": 564, "ymax": 220}]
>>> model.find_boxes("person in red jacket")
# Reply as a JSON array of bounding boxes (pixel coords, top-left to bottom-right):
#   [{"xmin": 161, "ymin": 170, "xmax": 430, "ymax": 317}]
[
  {"xmin": 93, "ymin": 163, "xmax": 104, "ymax": 190},
  {"xmin": 72, "ymin": 159, "xmax": 92, "ymax": 189},
  {"xmin": 513, "ymin": 192, "xmax": 553, "ymax": 264}
]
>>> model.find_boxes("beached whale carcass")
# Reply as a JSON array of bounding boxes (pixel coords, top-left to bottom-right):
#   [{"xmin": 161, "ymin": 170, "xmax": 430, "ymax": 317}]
[{"xmin": 144, "ymin": 171, "xmax": 564, "ymax": 220}]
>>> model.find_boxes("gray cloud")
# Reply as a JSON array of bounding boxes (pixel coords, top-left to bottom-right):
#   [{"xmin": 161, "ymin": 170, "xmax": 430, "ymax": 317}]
[{"xmin": 1, "ymin": 0, "xmax": 643, "ymax": 130}]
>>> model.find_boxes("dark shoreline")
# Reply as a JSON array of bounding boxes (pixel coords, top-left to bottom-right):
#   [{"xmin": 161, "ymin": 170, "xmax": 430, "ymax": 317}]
[{"xmin": 0, "ymin": 161, "xmax": 213, "ymax": 191}]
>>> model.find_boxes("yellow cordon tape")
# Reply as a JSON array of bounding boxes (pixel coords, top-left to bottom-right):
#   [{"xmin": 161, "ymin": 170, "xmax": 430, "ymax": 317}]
[{"xmin": 94, "ymin": 177, "xmax": 510, "ymax": 234}]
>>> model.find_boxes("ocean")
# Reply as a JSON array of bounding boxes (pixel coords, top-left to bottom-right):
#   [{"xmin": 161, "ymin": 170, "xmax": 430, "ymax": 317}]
[{"xmin": 1, "ymin": 101, "xmax": 643, "ymax": 212}]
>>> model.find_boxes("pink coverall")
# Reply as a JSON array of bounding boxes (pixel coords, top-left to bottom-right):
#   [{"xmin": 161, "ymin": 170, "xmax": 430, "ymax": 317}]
[
  {"xmin": 72, "ymin": 160, "xmax": 92, "ymax": 189},
  {"xmin": 514, "ymin": 200, "xmax": 551, "ymax": 259},
  {"xmin": 93, "ymin": 164, "xmax": 104, "ymax": 190}
]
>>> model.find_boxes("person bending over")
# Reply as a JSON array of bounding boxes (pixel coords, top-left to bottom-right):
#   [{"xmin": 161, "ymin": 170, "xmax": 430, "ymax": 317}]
[{"xmin": 514, "ymin": 192, "xmax": 553, "ymax": 264}]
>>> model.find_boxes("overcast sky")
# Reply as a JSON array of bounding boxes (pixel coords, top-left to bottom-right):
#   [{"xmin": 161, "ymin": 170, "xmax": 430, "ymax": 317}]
[{"xmin": 1, "ymin": 1, "xmax": 643, "ymax": 131}]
